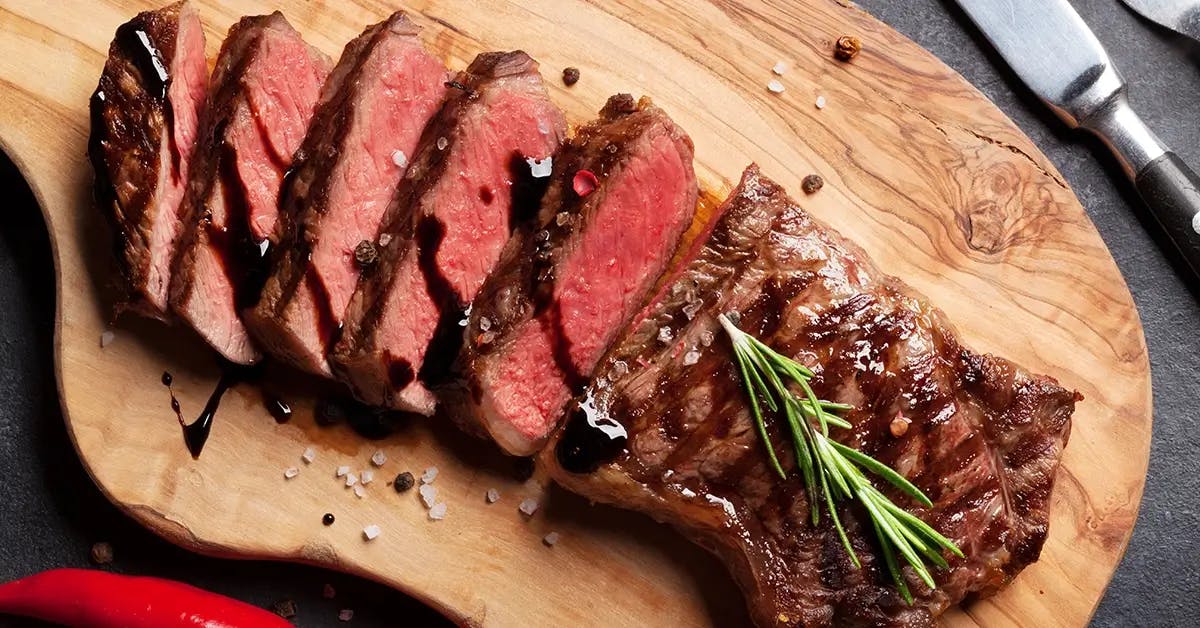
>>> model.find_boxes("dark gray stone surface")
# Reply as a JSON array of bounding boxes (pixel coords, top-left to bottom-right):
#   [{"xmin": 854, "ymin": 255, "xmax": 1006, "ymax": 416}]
[{"xmin": 0, "ymin": 1, "xmax": 1197, "ymax": 626}]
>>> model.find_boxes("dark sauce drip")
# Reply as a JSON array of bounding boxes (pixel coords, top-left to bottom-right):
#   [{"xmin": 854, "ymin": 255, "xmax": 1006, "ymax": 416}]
[
  {"xmin": 539, "ymin": 302, "xmax": 586, "ymax": 393},
  {"xmin": 478, "ymin": 186, "xmax": 494, "ymax": 205},
  {"xmin": 507, "ymin": 152, "xmax": 552, "ymax": 230},
  {"xmin": 305, "ymin": 267, "xmax": 342, "ymax": 352},
  {"xmin": 556, "ymin": 390, "xmax": 628, "ymax": 474},
  {"xmin": 213, "ymin": 139, "xmax": 272, "ymax": 310},
  {"xmin": 162, "ymin": 362, "xmax": 262, "ymax": 459},
  {"xmin": 266, "ymin": 396, "xmax": 292, "ymax": 423},
  {"xmin": 414, "ymin": 217, "xmax": 465, "ymax": 384}
]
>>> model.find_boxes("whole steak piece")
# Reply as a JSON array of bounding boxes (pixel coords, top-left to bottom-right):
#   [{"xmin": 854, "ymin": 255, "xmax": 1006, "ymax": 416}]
[
  {"xmin": 170, "ymin": 13, "xmax": 331, "ymax": 364},
  {"xmin": 332, "ymin": 51, "xmax": 567, "ymax": 413},
  {"xmin": 88, "ymin": 0, "xmax": 207, "ymax": 319},
  {"xmin": 546, "ymin": 165, "xmax": 1077, "ymax": 627},
  {"xmin": 462, "ymin": 95, "xmax": 698, "ymax": 456},
  {"xmin": 245, "ymin": 12, "xmax": 449, "ymax": 376}
]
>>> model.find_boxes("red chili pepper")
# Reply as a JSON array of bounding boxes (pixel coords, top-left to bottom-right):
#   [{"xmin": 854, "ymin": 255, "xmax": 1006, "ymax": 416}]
[{"xmin": 0, "ymin": 568, "xmax": 291, "ymax": 628}]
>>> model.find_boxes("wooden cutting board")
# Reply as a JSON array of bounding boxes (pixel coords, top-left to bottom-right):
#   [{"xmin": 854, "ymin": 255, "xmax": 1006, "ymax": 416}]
[{"xmin": 0, "ymin": 0, "xmax": 1152, "ymax": 625}]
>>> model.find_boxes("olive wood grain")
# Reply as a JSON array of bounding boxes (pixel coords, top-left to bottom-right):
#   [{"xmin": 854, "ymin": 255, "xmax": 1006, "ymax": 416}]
[{"xmin": 0, "ymin": 1, "xmax": 1150, "ymax": 626}]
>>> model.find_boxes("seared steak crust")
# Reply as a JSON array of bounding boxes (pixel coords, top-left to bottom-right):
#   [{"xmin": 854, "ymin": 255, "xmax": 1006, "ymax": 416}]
[
  {"xmin": 463, "ymin": 95, "xmax": 698, "ymax": 455},
  {"xmin": 332, "ymin": 51, "xmax": 566, "ymax": 412},
  {"xmin": 89, "ymin": 0, "xmax": 207, "ymax": 318},
  {"xmin": 546, "ymin": 166, "xmax": 1077, "ymax": 627},
  {"xmin": 246, "ymin": 12, "xmax": 448, "ymax": 376},
  {"xmin": 170, "ymin": 13, "xmax": 331, "ymax": 364}
]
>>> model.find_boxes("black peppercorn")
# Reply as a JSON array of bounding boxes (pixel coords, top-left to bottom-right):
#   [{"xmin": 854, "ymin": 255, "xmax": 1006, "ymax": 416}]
[
  {"xmin": 322, "ymin": 513, "xmax": 335, "ymax": 526},
  {"xmin": 801, "ymin": 174, "xmax": 824, "ymax": 195},
  {"xmin": 354, "ymin": 240, "xmax": 379, "ymax": 269},
  {"xmin": 562, "ymin": 67, "xmax": 580, "ymax": 86},
  {"xmin": 393, "ymin": 471, "xmax": 415, "ymax": 493}
]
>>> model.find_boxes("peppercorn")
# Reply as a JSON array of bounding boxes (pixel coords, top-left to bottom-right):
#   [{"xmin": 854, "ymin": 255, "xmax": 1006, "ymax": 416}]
[
  {"xmin": 273, "ymin": 599, "xmax": 297, "ymax": 619},
  {"xmin": 834, "ymin": 35, "xmax": 862, "ymax": 61},
  {"xmin": 322, "ymin": 513, "xmax": 335, "ymax": 526},
  {"xmin": 354, "ymin": 240, "xmax": 379, "ymax": 269},
  {"xmin": 801, "ymin": 174, "xmax": 824, "ymax": 194},
  {"xmin": 393, "ymin": 471, "xmax": 415, "ymax": 493},
  {"xmin": 89, "ymin": 542, "xmax": 113, "ymax": 565},
  {"xmin": 562, "ymin": 67, "xmax": 580, "ymax": 86}
]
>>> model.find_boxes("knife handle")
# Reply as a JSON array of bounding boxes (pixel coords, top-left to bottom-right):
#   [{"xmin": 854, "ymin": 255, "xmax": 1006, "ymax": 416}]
[{"xmin": 1135, "ymin": 152, "xmax": 1200, "ymax": 277}]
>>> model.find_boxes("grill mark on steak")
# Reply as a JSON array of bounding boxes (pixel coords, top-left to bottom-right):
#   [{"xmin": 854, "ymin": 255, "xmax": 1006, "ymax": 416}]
[
  {"xmin": 544, "ymin": 165, "xmax": 1078, "ymax": 627},
  {"xmin": 213, "ymin": 136, "xmax": 271, "ymax": 310}
]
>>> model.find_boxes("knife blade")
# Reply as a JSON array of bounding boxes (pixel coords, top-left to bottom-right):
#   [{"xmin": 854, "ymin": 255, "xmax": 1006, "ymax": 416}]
[
  {"xmin": 954, "ymin": 0, "xmax": 1200, "ymax": 279},
  {"xmin": 1119, "ymin": 0, "xmax": 1200, "ymax": 44}
]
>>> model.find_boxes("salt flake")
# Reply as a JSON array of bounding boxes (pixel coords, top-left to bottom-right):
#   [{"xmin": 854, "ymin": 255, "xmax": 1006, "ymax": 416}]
[
  {"xmin": 419, "ymin": 484, "xmax": 438, "ymax": 509},
  {"xmin": 345, "ymin": 473, "xmax": 358, "ymax": 487},
  {"xmin": 436, "ymin": 136, "xmax": 448, "ymax": 151},
  {"xmin": 526, "ymin": 156, "xmax": 553, "ymax": 178},
  {"xmin": 486, "ymin": 488, "xmax": 500, "ymax": 503},
  {"xmin": 99, "ymin": 330, "xmax": 115, "ymax": 348},
  {"xmin": 543, "ymin": 531, "xmax": 560, "ymax": 546},
  {"xmin": 815, "ymin": 95, "xmax": 827, "ymax": 109},
  {"xmin": 391, "ymin": 150, "xmax": 407, "ymax": 168},
  {"xmin": 336, "ymin": 465, "xmax": 351, "ymax": 477},
  {"xmin": 767, "ymin": 79, "xmax": 785, "ymax": 94},
  {"xmin": 421, "ymin": 466, "xmax": 439, "ymax": 484},
  {"xmin": 772, "ymin": 61, "xmax": 787, "ymax": 75},
  {"xmin": 362, "ymin": 525, "xmax": 380, "ymax": 541},
  {"xmin": 302, "ymin": 447, "xmax": 316, "ymax": 464},
  {"xmin": 370, "ymin": 450, "xmax": 387, "ymax": 467},
  {"xmin": 361, "ymin": 469, "xmax": 374, "ymax": 484},
  {"xmin": 683, "ymin": 350, "xmax": 702, "ymax": 366},
  {"xmin": 429, "ymin": 502, "xmax": 447, "ymax": 520},
  {"xmin": 518, "ymin": 497, "xmax": 540, "ymax": 516},
  {"xmin": 284, "ymin": 467, "xmax": 299, "ymax": 479},
  {"xmin": 353, "ymin": 485, "xmax": 366, "ymax": 499}
]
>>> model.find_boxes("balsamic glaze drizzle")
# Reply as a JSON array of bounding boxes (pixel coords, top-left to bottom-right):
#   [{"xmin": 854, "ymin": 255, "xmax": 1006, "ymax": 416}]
[
  {"xmin": 162, "ymin": 362, "xmax": 261, "ymax": 459},
  {"xmin": 556, "ymin": 390, "xmax": 628, "ymax": 474}
]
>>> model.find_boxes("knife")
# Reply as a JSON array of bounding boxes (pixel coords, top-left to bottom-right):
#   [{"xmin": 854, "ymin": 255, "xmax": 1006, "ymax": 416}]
[
  {"xmin": 1120, "ymin": 0, "xmax": 1200, "ymax": 43},
  {"xmin": 954, "ymin": 0, "xmax": 1200, "ymax": 278}
]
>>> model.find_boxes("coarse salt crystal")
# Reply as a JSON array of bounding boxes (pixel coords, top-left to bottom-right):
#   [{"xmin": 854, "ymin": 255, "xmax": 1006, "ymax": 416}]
[
  {"xmin": 429, "ymin": 502, "xmax": 447, "ymax": 520},
  {"xmin": 391, "ymin": 150, "xmax": 407, "ymax": 168},
  {"xmin": 361, "ymin": 470, "xmax": 374, "ymax": 484},
  {"xmin": 556, "ymin": 211, "xmax": 571, "ymax": 226},
  {"xmin": 700, "ymin": 330, "xmax": 715, "ymax": 347},
  {"xmin": 518, "ymin": 497, "xmax": 539, "ymax": 516},
  {"xmin": 336, "ymin": 465, "xmax": 350, "ymax": 477},
  {"xmin": 284, "ymin": 467, "xmax": 300, "ymax": 479},
  {"xmin": 339, "ymin": 609, "xmax": 354, "ymax": 622},
  {"xmin": 436, "ymin": 136, "xmax": 448, "ymax": 150},
  {"xmin": 362, "ymin": 525, "xmax": 380, "ymax": 541},
  {"xmin": 658, "ymin": 327, "xmax": 673, "ymax": 343},
  {"xmin": 302, "ymin": 447, "xmax": 316, "ymax": 464},
  {"xmin": 543, "ymin": 531, "xmax": 560, "ymax": 546},
  {"xmin": 486, "ymin": 488, "xmax": 500, "ymax": 503},
  {"xmin": 479, "ymin": 316, "xmax": 492, "ymax": 332},
  {"xmin": 612, "ymin": 360, "xmax": 629, "ymax": 376},
  {"xmin": 537, "ymin": 119, "xmax": 551, "ymax": 135},
  {"xmin": 354, "ymin": 485, "xmax": 366, "ymax": 499},
  {"xmin": 526, "ymin": 156, "xmax": 553, "ymax": 178},
  {"xmin": 683, "ymin": 350, "xmax": 701, "ymax": 366},
  {"xmin": 767, "ymin": 80, "xmax": 785, "ymax": 94},
  {"xmin": 345, "ymin": 473, "xmax": 358, "ymax": 487},
  {"xmin": 419, "ymin": 484, "xmax": 438, "ymax": 508},
  {"xmin": 323, "ymin": 584, "xmax": 336, "ymax": 599},
  {"xmin": 772, "ymin": 61, "xmax": 787, "ymax": 75},
  {"xmin": 99, "ymin": 330, "xmax": 115, "ymax": 348},
  {"xmin": 370, "ymin": 450, "xmax": 387, "ymax": 467},
  {"xmin": 378, "ymin": 233, "xmax": 393, "ymax": 247},
  {"xmin": 421, "ymin": 466, "xmax": 439, "ymax": 484},
  {"xmin": 815, "ymin": 95, "xmax": 827, "ymax": 109}
]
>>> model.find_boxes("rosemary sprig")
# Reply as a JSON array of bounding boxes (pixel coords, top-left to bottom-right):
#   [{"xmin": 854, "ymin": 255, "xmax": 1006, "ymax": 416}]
[{"xmin": 718, "ymin": 313, "xmax": 962, "ymax": 603}]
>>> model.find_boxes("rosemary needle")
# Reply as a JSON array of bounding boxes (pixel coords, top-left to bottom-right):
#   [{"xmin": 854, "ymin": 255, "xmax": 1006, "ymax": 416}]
[{"xmin": 718, "ymin": 313, "xmax": 962, "ymax": 603}]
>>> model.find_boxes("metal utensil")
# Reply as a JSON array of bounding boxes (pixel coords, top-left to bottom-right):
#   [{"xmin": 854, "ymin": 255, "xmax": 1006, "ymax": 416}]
[
  {"xmin": 954, "ymin": 0, "xmax": 1200, "ymax": 278},
  {"xmin": 1119, "ymin": 0, "xmax": 1200, "ymax": 43}
]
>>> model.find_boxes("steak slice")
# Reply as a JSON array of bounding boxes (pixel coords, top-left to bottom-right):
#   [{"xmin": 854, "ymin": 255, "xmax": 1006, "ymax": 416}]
[
  {"xmin": 462, "ymin": 95, "xmax": 698, "ymax": 456},
  {"xmin": 170, "ymin": 13, "xmax": 331, "ymax": 364},
  {"xmin": 332, "ymin": 51, "xmax": 566, "ymax": 412},
  {"xmin": 245, "ymin": 12, "xmax": 449, "ymax": 376},
  {"xmin": 88, "ymin": 0, "xmax": 207, "ymax": 318},
  {"xmin": 545, "ymin": 166, "xmax": 1078, "ymax": 627}
]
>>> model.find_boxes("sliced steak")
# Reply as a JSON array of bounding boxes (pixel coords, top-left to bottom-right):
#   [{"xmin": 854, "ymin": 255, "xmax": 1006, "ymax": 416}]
[
  {"xmin": 170, "ymin": 13, "xmax": 331, "ymax": 364},
  {"xmin": 245, "ymin": 13, "xmax": 449, "ymax": 376},
  {"xmin": 462, "ymin": 95, "xmax": 698, "ymax": 455},
  {"xmin": 545, "ymin": 165, "xmax": 1078, "ymax": 627},
  {"xmin": 88, "ymin": 0, "xmax": 207, "ymax": 318},
  {"xmin": 331, "ymin": 51, "xmax": 566, "ymax": 413}
]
